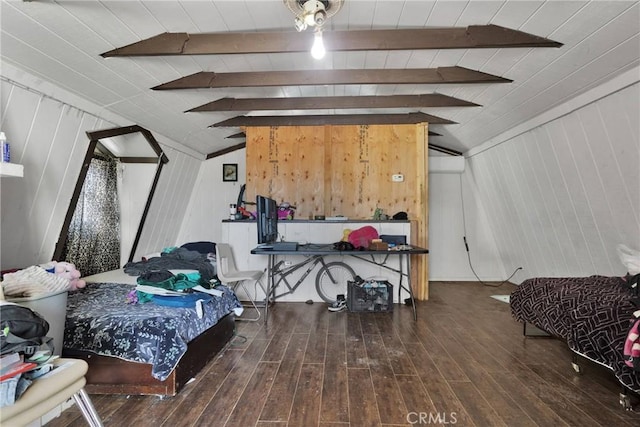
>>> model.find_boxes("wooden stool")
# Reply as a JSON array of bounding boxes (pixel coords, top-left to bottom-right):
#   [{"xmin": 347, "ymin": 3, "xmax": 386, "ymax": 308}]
[{"xmin": 0, "ymin": 358, "xmax": 102, "ymax": 426}]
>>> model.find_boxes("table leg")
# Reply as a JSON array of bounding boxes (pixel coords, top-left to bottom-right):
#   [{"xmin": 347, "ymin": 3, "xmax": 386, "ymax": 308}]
[
  {"xmin": 398, "ymin": 254, "xmax": 404, "ymax": 306},
  {"xmin": 397, "ymin": 254, "xmax": 416, "ymax": 320},
  {"xmin": 264, "ymin": 254, "xmax": 274, "ymax": 322},
  {"xmin": 406, "ymin": 254, "xmax": 416, "ymax": 321}
]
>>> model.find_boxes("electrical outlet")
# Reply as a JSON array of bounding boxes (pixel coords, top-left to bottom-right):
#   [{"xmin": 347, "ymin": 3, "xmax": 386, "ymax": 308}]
[{"xmin": 392, "ymin": 174, "xmax": 404, "ymax": 182}]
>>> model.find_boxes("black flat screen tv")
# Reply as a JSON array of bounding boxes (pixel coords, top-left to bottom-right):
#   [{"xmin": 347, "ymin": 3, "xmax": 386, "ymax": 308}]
[{"xmin": 256, "ymin": 195, "xmax": 278, "ymax": 246}]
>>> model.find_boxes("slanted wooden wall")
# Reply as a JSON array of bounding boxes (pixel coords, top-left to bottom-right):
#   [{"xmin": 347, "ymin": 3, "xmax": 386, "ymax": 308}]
[{"xmin": 245, "ymin": 124, "xmax": 430, "ymax": 299}]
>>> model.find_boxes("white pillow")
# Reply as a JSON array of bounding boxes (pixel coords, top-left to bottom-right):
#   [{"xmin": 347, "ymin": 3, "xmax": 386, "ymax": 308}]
[{"xmin": 617, "ymin": 244, "xmax": 640, "ymax": 275}]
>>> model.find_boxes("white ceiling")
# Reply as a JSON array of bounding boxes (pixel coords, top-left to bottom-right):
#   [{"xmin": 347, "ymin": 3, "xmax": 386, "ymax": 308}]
[{"xmin": 1, "ymin": 0, "xmax": 638, "ymax": 157}]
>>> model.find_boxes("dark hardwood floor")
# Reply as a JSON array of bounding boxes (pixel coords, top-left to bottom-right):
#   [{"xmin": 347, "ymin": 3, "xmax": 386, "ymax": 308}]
[{"xmin": 48, "ymin": 281, "xmax": 640, "ymax": 426}]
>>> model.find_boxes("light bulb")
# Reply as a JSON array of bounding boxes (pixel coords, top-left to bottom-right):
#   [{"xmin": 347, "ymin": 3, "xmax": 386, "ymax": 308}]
[{"xmin": 311, "ymin": 30, "xmax": 325, "ymax": 59}]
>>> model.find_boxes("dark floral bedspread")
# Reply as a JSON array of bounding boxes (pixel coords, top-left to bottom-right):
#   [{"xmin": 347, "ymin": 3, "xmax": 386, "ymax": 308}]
[
  {"xmin": 64, "ymin": 282, "xmax": 241, "ymax": 381},
  {"xmin": 510, "ymin": 276, "xmax": 640, "ymax": 392}
]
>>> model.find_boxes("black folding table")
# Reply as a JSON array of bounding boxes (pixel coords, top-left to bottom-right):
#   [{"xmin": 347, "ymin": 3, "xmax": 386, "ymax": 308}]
[{"xmin": 251, "ymin": 243, "xmax": 428, "ymax": 320}]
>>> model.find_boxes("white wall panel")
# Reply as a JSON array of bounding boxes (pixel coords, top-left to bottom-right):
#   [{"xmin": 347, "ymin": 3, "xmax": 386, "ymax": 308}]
[
  {"xmin": 468, "ymin": 82, "xmax": 640, "ymax": 283},
  {"xmin": 133, "ymin": 145, "xmax": 202, "ymax": 260},
  {"xmin": 0, "ymin": 81, "xmax": 109, "ymax": 269},
  {"xmin": 428, "ymin": 171, "xmax": 504, "ymax": 281},
  {"xmin": 0, "ymin": 71, "xmax": 202, "ymax": 271},
  {"xmin": 119, "ymin": 163, "xmax": 156, "ymax": 264},
  {"xmin": 533, "ymin": 126, "xmax": 582, "ymax": 273},
  {"xmin": 176, "ymin": 149, "xmax": 247, "ymax": 247}
]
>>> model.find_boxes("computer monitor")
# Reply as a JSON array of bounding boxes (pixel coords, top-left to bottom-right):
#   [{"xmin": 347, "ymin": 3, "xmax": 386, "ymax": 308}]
[{"xmin": 256, "ymin": 194, "xmax": 278, "ymax": 245}]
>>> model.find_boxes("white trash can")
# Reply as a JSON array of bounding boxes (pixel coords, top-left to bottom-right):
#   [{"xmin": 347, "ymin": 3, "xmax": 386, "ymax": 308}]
[{"xmin": 7, "ymin": 290, "xmax": 68, "ymax": 356}]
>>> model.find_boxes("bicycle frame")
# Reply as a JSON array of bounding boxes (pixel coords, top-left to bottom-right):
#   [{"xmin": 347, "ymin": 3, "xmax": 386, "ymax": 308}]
[{"xmin": 269, "ymin": 255, "xmax": 333, "ymax": 300}]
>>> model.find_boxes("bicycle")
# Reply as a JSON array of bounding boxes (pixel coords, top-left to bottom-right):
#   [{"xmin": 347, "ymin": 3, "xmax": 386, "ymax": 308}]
[{"xmin": 268, "ymin": 249, "xmax": 356, "ymax": 303}]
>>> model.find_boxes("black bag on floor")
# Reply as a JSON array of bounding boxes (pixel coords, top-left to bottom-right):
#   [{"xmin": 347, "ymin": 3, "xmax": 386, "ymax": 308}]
[{"xmin": 0, "ymin": 301, "xmax": 52, "ymax": 356}]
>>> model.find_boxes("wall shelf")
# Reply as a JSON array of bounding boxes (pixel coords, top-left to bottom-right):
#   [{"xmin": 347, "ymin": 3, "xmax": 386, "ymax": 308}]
[{"xmin": 0, "ymin": 162, "xmax": 24, "ymax": 177}]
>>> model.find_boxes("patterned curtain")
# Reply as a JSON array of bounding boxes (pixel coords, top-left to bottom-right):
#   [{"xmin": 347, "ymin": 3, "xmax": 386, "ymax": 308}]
[{"xmin": 63, "ymin": 156, "xmax": 121, "ymax": 276}]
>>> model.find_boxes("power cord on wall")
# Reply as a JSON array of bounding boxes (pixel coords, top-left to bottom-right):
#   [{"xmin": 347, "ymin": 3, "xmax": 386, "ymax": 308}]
[{"xmin": 459, "ymin": 174, "xmax": 522, "ymax": 287}]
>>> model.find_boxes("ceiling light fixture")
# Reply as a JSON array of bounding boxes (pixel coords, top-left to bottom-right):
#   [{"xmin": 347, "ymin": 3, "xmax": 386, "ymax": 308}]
[
  {"xmin": 293, "ymin": 0, "xmax": 326, "ymax": 31},
  {"xmin": 284, "ymin": 0, "xmax": 343, "ymax": 59}
]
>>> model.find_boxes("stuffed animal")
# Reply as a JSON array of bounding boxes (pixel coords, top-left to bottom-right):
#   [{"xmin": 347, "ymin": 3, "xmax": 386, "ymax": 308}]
[{"xmin": 51, "ymin": 261, "xmax": 87, "ymax": 290}]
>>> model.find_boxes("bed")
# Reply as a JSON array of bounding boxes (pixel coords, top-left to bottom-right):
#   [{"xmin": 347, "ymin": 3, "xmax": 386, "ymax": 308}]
[
  {"xmin": 62, "ymin": 245, "xmax": 243, "ymax": 396},
  {"xmin": 510, "ymin": 275, "xmax": 640, "ymax": 408}
]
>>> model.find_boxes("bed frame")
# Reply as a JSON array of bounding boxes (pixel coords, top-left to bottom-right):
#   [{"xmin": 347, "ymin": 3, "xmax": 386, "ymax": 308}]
[{"xmin": 63, "ymin": 313, "xmax": 235, "ymax": 396}]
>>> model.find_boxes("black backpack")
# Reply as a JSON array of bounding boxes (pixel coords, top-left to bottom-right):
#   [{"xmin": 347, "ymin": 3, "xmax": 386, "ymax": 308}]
[{"xmin": 0, "ymin": 302, "xmax": 53, "ymax": 356}]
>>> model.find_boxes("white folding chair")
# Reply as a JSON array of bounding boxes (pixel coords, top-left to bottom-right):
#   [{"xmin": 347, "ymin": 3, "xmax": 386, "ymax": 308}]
[{"xmin": 215, "ymin": 243, "xmax": 266, "ymax": 322}]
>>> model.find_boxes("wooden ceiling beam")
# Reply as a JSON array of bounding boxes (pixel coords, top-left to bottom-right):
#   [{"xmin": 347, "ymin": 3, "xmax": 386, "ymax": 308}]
[
  {"xmin": 212, "ymin": 112, "xmax": 455, "ymax": 127},
  {"xmin": 154, "ymin": 67, "xmax": 510, "ymax": 90},
  {"xmin": 102, "ymin": 25, "xmax": 561, "ymax": 57},
  {"xmin": 188, "ymin": 93, "xmax": 479, "ymax": 112},
  {"xmin": 429, "ymin": 144, "xmax": 462, "ymax": 156},
  {"xmin": 119, "ymin": 157, "xmax": 161, "ymax": 164},
  {"xmin": 206, "ymin": 143, "xmax": 246, "ymax": 159},
  {"xmin": 226, "ymin": 132, "xmax": 246, "ymax": 139}
]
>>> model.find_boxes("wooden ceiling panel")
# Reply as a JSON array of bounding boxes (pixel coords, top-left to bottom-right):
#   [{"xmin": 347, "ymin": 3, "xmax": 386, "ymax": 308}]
[{"xmin": 5, "ymin": 0, "xmax": 633, "ymax": 156}]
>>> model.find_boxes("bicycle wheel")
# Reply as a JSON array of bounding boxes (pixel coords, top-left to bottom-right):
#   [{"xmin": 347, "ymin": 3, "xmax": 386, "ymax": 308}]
[{"xmin": 315, "ymin": 261, "xmax": 356, "ymax": 304}]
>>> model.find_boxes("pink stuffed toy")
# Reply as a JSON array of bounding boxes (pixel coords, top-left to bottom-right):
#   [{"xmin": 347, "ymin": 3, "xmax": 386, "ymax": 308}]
[{"xmin": 51, "ymin": 261, "xmax": 87, "ymax": 290}]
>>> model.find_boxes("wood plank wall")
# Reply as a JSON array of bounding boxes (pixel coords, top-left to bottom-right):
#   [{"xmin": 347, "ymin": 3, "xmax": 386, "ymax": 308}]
[{"xmin": 245, "ymin": 124, "xmax": 430, "ymax": 299}]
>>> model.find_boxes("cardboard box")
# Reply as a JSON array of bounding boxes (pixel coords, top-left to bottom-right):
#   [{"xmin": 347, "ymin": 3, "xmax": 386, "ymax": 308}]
[{"xmin": 368, "ymin": 241, "xmax": 389, "ymax": 250}]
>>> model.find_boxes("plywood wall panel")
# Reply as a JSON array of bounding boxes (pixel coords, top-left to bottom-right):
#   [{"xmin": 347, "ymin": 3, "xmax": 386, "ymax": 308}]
[
  {"xmin": 245, "ymin": 123, "xmax": 429, "ymax": 298},
  {"xmin": 248, "ymin": 124, "xmax": 425, "ymax": 220},
  {"xmin": 297, "ymin": 126, "xmax": 325, "ymax": 217},
  {"xmin": 247, "ymin": 125, "xmax": 327, "ymax": 218},
  {"xmin": 328, "ymin": 125, "xmax": 360, "ymax": 217},
  {"xmin": 413, "ymin": 124, "xmax": 429, "ymax": 300},
  {"xmin": 284, "ymin": 126, "xmax": 325, "ymax": 217},
  {"xmin": 245, "ymin": 126, "xmax": 269, "ymax": 201}
]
